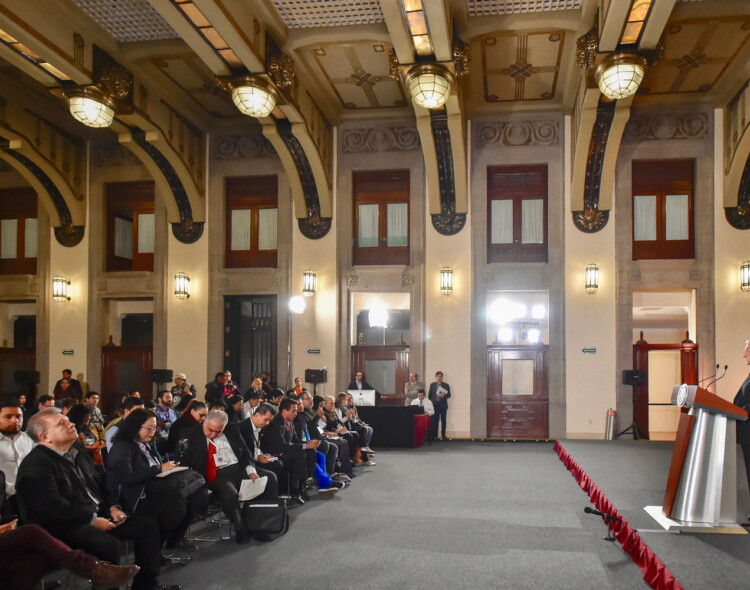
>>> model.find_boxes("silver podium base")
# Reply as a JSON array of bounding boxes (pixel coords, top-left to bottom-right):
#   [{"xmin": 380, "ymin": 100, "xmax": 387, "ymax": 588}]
[{"xmin": 645, "ymin": 505, "xmax": 746, "ymax": 534}]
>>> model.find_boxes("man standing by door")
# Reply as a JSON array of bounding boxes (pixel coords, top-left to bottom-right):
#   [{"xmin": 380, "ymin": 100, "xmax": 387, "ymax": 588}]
[{"xmin": 428, "ymin": 371, "xmax": 451, "ymax": 441}]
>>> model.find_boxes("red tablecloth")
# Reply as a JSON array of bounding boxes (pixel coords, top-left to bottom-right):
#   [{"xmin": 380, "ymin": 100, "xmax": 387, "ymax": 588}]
[{"xmin": 414, "ymin": 414, "xmax": 431, "ymax": 447}]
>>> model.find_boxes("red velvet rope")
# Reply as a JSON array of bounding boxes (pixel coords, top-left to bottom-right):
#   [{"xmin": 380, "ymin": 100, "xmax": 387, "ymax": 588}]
[{"xmin": 553, "ymin": 441, "xmax": 684, "ymax": 590}]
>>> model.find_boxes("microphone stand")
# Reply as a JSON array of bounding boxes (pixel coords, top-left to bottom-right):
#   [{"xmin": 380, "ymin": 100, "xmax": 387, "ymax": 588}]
[
  {"xmin": 584, "ymin": 506, "xmax": 622, "ymax": 542},
  {"xmin": 704, "ymin": 365, "xmax": 728, "ymax": 392}
]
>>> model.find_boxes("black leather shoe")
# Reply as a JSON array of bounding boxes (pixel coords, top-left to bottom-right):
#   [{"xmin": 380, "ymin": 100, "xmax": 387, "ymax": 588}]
[
  {"xmin": 291, "ymin": 493, "xmax": 305, "ymax": 505},
  {"xmin": 235, "ymin": 528, "xmax": 252, "ymax": 544},
  {"xmin": 161, "ymin": 554, "xmax": 190, "ymax": 566},
  {"xmin": 300, "ymin": 489, "xmax": 310, "ymax": 501}
]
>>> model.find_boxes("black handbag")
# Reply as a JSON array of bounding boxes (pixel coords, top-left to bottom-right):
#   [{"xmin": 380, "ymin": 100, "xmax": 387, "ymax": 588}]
[{"xmin": 145, "ymin": 468, "xmax": 206, "ymax": 501}]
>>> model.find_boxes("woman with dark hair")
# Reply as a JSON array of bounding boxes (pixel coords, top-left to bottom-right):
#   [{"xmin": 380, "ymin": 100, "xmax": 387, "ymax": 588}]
[
  {"xmin": 166, "ymin": 400, "xmax": 207, "ymax": 453},
  {"xmin": 67, "ymin": 403, "xmax": 105, "ymax": 466},
  {"xmin": 107, "ymin": 408, "xmax": 203, "ymax": 552}
]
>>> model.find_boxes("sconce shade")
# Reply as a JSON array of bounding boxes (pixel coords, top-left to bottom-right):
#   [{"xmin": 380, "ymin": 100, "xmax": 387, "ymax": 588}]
[
  {"xmin": 440, "ymin": 266, "xmax": 453, "ymax": 295},
  {"xmin": 585, "ymin": 263, "xmax": 599, "ymax": 294},
  {"xmin": 742, "ymin": 260, "xmax": 750, "ymax": 292},
  {"xmin": 303, "ymin": 269, "xmax": 317, "ymax": 297},
  {"xmin": 406, "ymin": 65, "xmax": 453, "ymax": 109},
  {"xmin": 52, "ymin": 276, "xmax": 71, "ymax": 301},
  {"xmin": 174, "ymin": 272, "xmax": 190, "ymax": 299},
  {"xmin": 595, "ymin": 53, "xmax": 647, "ymax": 100},
  {"xmin": 67, "ymin": 89, "xmax": 115, "ymax": 128},
  {"xmin": 230, "ymin": 77, "xmax": 277, "ymax": 118}
]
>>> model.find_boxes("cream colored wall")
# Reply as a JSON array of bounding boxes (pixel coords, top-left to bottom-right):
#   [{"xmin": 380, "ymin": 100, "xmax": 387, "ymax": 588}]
[
  {"xmin": 289, "ymin": 132, "xmax": 338, "ymax": 395},
  {"xmin": 647, "ymin": 349, "xmax": 681, "ymax": 439},
  {"xmin": 0, "ymin": 302, "xmax": 36, "ymax": 347},
  {"xmin": 714, "ymin": 108, "xmax": 750, "ymax": 401},
  {"xmin": 564, "ymin": 116, "xmax": 617, "ymax": 439},
  {"xmin": 166, "ymin": 231, "xmax": 209, "ymax": 391},
  {"xmin": 424, "ymin": 184, "xmax": 472, "ymax": 439}
]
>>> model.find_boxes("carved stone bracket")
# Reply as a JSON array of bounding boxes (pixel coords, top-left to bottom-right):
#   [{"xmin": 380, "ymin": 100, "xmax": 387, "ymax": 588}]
[
  {"xmin": 453, "ymin": 35, "xmax": 471, "ymax": 78},
  {"xmin": 572, "ymin": 99, "xmax": 615, "ymax": 234},
  {"xmin": 725, "ymin": 152, "xmax": 750, "ymax": 230},
  {"xmin": 430, "ymin": 111, "xmax": 465, "ymax": 236},
  {"xmin": 276, "ymin": 120, "xmax": 331, "ymax": 240},
  {"xmin": 576, "ymin": 28, "xmax": 598, "ymax": 70},
  {"xmin": 130, "ymin": 129, "xmax": 202, "ymax": 244},
  {"xmin": 0, "ymin": 144, "xmax": 84, "ymax": 246}
]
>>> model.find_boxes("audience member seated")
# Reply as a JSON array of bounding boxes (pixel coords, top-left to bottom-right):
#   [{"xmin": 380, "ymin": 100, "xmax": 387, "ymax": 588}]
[
  {"xmin": 207, "ymin": 399, "xmax": 227, "ymax": 413},
  {"xmin": 106, "ymin": 396, "xmax": 145, "ymax": 451},
  {"xmin": 167, "ymin": 400, "xmax": 207, "ymax": 453},
  {"xmin": 260, "ymin": 372, "xmax": 275, "ymax": 400},
  {"xmin": 293, "ymin": 397, "xmax": 341, "ymax": 494},
  {"xmin": 260, "ymin": 397, "xmax": 318, "ymax": 504},
  {"xmin": 321, "ymin": 395, "xmax": 361, "ymax": 466},
  {"xmin": 107, "ymin": 409, "xmax": 205, "ymax": 553},
  {"xmin": 178, "ymin": 410, "xmax": 277, "ymax": 543},
  {"xmin": 286, "ymin": 376, "xmax": 307, "ymax": 397},
  {"xmin": 296, "ymin": 393, "xmax": 348, "ymax": 483},
  {"xmin": 204, "ymin": 372, "xmax": 225, "ymax": 406},
  {"xmin": 411, "ymin": 389, "xmax": 435, "ymax": 444},
  {"xmin": 29, "ymin": 394, "xmax": 55, "ymax": 418},
  {"xmin": 0, "ymin": 396, "xmax": 35, "ymax": 510},
  {"xmin": 61, "ymin": 396, "xmax": 78, "ymax": 416},
  {"xmin": 238, "ymin": 403, "xmax": 284, "ymax": 485},
  {"xmin": 0, "ymin": 520, "xmax": 140, "ymax": 589},
  {"xmin": 53, "ymin": 369, "xmax": 83, "ymax": 401},
  {"xmin": 243, "ymin": 377, "xmax": 264, "ymax": 402},
  {"xmin": 336, "ymin": 393, "xmax": 375, "ymax": 463},
  {"xmin": 242, "ymin": 390, "xmax": 263, "ymax": 418},
  {"xmin": 170, "ymin": 373, "xmax": 197, "ymax": 412},
  {"xmin": 67, "ymin": 404, "xmax": 105, "ymax": 467},
  {"xmin": 311, "ymin": 395, "xmax": 353, "ymax": 479},
  {"xmin": 16, "ymin": 408, "xmax": 173, "ymax": 590},
  {"xmin": 84, "ymin": 392, "xmax": 106, "ymax": 434},
  {"xmin": 225, "ymin": 395, "xmax": 244, "ymax": 424},
  {"xmin": 269, "ymin": 389, "xmax": 285, "ymax": 406},
  {"xmin": 404, "ymin": 372, "xmax": 425, "ymax": 406},
  {"xmin": 16, "ymin": 394, "xmax": 29, "ymax": 431},
  {"xmin": 155, "ymin": 390, "xmax": 177, "ymax": 431}
]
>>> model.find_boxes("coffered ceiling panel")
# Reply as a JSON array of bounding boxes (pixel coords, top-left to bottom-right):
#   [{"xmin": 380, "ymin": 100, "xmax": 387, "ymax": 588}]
[
  {"xmin": 310, "ymin": 42, "xmax": 406, "ymax": 109},
  {"xmin": 639, "ymin": 17, "xmax": 750, "ymax": 95},
  {"xmin": 467, "ymin": 0, "xmax": 581, "ymax": 16},
  {"xmin": 71, "ymin": 0, "xmax": 179, "ymax": 42},
  {"xmin": 481, "ymin": 31, "xmax": 565, "ymax": 102},
  {"xmin": 273, "ymin": 0, "xmax": 384, "ymax": 28}
]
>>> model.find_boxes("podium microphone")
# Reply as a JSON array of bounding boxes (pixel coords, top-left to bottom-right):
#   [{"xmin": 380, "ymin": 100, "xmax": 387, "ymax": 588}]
[
  {"xmin": 705, "ymin": 365, "xmax": 728, "ymax": 391},
  {"xmin": 584, "ymin": 506, "xmax": 622, "ymax": 523},
  {"xmin": 698, "ymin": 364, "xmax": 720, "ymax": 384}
]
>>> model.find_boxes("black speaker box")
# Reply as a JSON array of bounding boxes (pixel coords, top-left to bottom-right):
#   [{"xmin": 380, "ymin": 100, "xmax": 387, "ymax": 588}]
[
  {"xmin": 151, "ymin": 369, "xmax": 173, "ymax": 383},
  {"xmin": 622, "ymin": 369, "xmax": 646, "ymax": 386},
  {"xmin": 14, "ymin": 370, "xmax": 40, "ymax": 384},
  {"xmin": 304, "ymin": 368, "xmax": 327, "ymax": 384}
]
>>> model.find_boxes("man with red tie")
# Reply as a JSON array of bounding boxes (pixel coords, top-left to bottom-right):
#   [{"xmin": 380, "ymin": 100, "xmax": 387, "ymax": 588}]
[
  {"xmin": 177, "ymin": 410, "xmax": 276, "ymax": 543},
  {"xmin": 260, "ymin": 397, "xmax": 319, "ymax": 505}
]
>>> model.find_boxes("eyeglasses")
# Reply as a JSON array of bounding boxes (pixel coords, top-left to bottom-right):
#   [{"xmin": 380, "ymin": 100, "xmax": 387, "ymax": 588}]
[{"xmin": 140, "ymin": 425, "xmax": 157, "ymax": 432}]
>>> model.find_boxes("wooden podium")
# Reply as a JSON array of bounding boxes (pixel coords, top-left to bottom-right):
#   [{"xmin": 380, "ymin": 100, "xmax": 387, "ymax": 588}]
[{"xmin": 662, "ymin": 384, "xmax": 748, "ymax": 526}]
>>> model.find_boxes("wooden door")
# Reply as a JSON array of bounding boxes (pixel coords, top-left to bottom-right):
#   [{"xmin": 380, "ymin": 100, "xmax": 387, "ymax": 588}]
[
  {"xmin": 224, "ymin": 295, "xmax": 277, "ymax": 390},
  {"xmin": 101, "ymin": 345, "xmax": 152, "ymax": 418},
  {"xmin": 487, "ymin": 344, "xmax": 549, "ymax": 438}
]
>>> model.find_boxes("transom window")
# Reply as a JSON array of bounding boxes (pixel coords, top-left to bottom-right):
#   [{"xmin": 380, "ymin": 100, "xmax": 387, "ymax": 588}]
[
  {"xmin": 225, "ymin": 176, "xmax": 278, "ymax": 269},
  {"xmin": 106, "ymin": 181, "xmax": 155, "ymax": 272},
  {"xmin": 353, "ymin": 170, "xmax": 409, "ymax": 266},
  {"xmin": 632, "ymin": 160, "xmax": 694, "ymax": 260},
  {"xmin": 487, "ymin": 165, "xmax": 548, "ymax": 263},
  {"xmin": 0, "ymin": 187, "xmax": 37, "ymax": 275}
]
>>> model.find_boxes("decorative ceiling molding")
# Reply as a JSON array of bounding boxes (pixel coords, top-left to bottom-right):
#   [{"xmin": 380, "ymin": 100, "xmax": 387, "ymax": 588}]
[
  {"xmin": 468, "ymin": 0, "xmax": 581, "ymax": 16},
  {"xmin": 91, "ymin": 142, "xmax": 142, "ymax": 167},
  {"xmin": 272, "ymin": 0, "xmax": 384, "ymax": 28},
  {"xmin": 212, "ymin": 134, "xmax": 276, "ymax": 160},
  {"xmin": 482, "ymin": 31, "xmax": 565, "ymax": 103},
  {"xmin": 341, "ymin": 126, "xmax": 420, "ymax": 153},
  {"xmin": 623, "ymin": 110, "xmax": 709, "ymax": 141},
  {"xmin": 475, "ymin": 118, "xmax": 559, "ymax": 148},
  {"xmin": 71, "ymin": 0, "xmax": 178, "ymax": 42}
]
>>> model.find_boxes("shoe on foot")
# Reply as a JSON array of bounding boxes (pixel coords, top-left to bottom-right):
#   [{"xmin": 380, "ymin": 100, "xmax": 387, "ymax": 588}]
[
  {"xmin": 88, "ymin": 561, "xmax": 140, "ymax": 589},
  {"xmin": 291, "ymin": 493, "xmax": 305, "ymax": 505},
  {"xmin": 235, "ymin": 528, "xmax": 252, "ymax": 544},
  {"xmin": 362, "ymin": 460, "xmax": 376, "ymax": 466},
  {"xmin": 331, "ymin": 473, "xmax": 351, "ymax": 483},
  {"xmin": 160, "ymin": 554, "xmax": 190, "ymax": 567},
  {"xmin": 165, "ymin": 538, "xmax": 198, "ymax": 552},
  {"xmin": 360, "ymin": 447, "xmax": 374, "ymax": 453},
  {"xmin": 318, "ymin": 485, "xmax": 339, "ymax": 494}
]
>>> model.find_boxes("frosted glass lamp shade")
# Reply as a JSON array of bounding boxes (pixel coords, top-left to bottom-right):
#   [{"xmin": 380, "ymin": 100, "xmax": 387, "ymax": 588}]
[
  {"xmin": 406, "ymin": 65, "xmax": 453, "ymax": 109},
  {"xmin": 231, "ymin": 78, "xmax": 277, "ymax": 118},
  {"xmin": 595, "ymin": 53, "xmax": 647, "ymax": 100},
  {"xmin": 68, "ymin": 90, "xmax": 115, "ymax": 128}
]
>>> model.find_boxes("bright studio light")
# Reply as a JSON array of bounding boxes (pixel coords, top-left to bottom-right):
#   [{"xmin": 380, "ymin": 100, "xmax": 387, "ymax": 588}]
[
  {"xmin": 527, "ymin": 329, "xmax": 541, "ymax": 344},
  {"xmin": 368, "ymin": 307, "xmax": 389, "ymax": 328},
  {"xmin": 531, "ymin": 304, "xmax": 546, "ymax": 320},
  {"xmin": 488, "ymin": 300, "xmax": 513, "ymax": 325},
  {"xmin": 498, "ymin": 327, "xmax": 514, "ymax": 343},
  {"xmin": 289, "ymin": 296, "xmax": 306, "ymax": 314}
]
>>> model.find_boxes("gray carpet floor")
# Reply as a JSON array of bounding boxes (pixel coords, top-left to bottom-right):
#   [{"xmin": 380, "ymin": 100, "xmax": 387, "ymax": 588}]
[
  {"xmin": 559, "ymin": 440, "xmax": 750, "ymax": 590},
  {"xmin": 162, "ymin": 442, "xmax": 650, "ymax": 590}
]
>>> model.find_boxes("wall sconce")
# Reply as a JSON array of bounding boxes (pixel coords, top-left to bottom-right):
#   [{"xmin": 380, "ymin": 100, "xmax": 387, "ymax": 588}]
[
  {"xmin": 585, "ymin": 264, "xmax": 599, "ymax": 294},
  {"xmin": 174, "ymin": 272, "xmax": 190, "ymax": 299},
  {"xmin": 440, "ymin": 267, "xmax": 453, "ymax": 295},
  {"xmin": 303, "ymin": 269, "xmax": 317, "ymax": 297},
  {"xmin": 742, "ymin": 260, "xmax": 750, "ymax": 292},
  {"xmin": 52, "ymin": 276, "xmax": 71, "ymax": 302}
]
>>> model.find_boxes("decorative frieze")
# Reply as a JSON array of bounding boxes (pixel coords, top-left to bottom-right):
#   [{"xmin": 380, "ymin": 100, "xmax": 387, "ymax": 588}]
[
  {"xmin": 475, "ymin": 118, "xmax": 559, "ymax": 148},
  {"xmin": 623, "ymin": 111, "xmax": 709, "ymax": 141},
  {"xmin": 212, "ymin": 134, "xmax": 276, "ymax": 160},
  {"xmin": 341, "ymin": 126, "xmax": 420, "ymax": 153},
  {"xmin": 92, "ymin": 143, "xmax": 142, "ymax": 167},
  {"xmin": 347, "ymin": 274, "xmax": 358, "ymax": 287}
]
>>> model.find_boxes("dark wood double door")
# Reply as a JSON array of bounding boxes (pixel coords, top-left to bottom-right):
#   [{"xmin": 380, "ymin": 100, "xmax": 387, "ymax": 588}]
[{"xmin": 487, "ymin": 344, "xmax": 549, "ymax": 438}]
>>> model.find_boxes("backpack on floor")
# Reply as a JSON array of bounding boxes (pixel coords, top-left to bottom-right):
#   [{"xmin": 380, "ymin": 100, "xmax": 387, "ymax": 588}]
[{"xmin": 242, "ymin": 500, "xmax": 289, "ymax": 540}]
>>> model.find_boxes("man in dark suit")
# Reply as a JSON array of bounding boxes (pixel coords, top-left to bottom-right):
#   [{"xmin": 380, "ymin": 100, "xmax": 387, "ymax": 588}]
[
  {"xmin": 428, "ymin": 370, "xmax": 452, "ymax": 441},
  {"xmin": 238, "ymin": 402, "xmax": 284, "ymax": 484},
  {"xmin": 15, "ymin": 408, "xmax": 174, "ymax": 590},
  {"xmin": 178, "ymin": 410, "xmax": 278, "ymax": 543},
  {"xmin": 347, "ymin": 371, "xmax": 376, "ymax": 392},
  {"xmin": 260, "ymin": 397, "xmax": 319, "ymax": 504}
]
